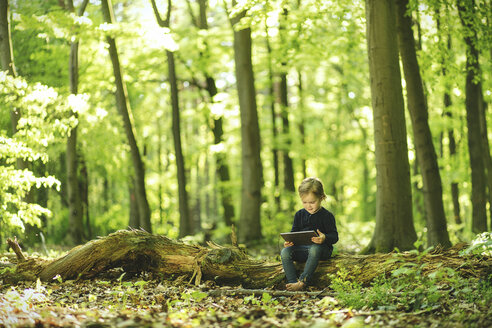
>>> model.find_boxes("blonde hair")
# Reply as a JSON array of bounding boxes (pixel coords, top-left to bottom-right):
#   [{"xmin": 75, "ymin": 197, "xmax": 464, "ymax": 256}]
[{"xmin": 298, "ymin": 177, "xmax": 326, "ymax": 200}]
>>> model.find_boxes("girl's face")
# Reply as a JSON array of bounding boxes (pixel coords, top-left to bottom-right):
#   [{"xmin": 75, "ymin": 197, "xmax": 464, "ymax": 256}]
[{"xmin": 301, "ymin": 192, "xmax": 322, "ymax": 214}]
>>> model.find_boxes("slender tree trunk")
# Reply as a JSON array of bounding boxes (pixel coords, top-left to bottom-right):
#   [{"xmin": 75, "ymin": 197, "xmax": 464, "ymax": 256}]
[
  {"xmin": 230, "ymin": 5, "xmax": 263, "ymax": 244},
  {"xmin": 363, "ymin": 0, "xmax": 417, "ymax": 253},
  {"xmin": 101, "ymin": 0, "xmax": 152, "ymax": 233},
  {"xmin": 211, "ymin": 104, "xmax": 236, "ymax": 227},
  {"xmin": 395, "ymin": 0, "xmax": 451, "ymax": 248},
  {"xmin": 297, "ymin": 71, "xmax": 307, "ymax": 178},
  {"xmin": 208, "ymin": 92, "xmax": 235, "ymax": 227},
  {"xmin": 435, "ymin": 8, "xmax": 462, "ymax": 226},
  {"xmin": 277, "ymin": 9, "xmax": 295, "ymax": 194},
  {"xmin": 445, "ymin": 95, "xmax": 463, "ymax": 226},
  {"xmin": 447, "ymin": 100, "xmax": 462, "ymax": 228},
  {"xmin": 65, "ymin": 0, "xmax": 89, "ymax": 245},
  {"xmin": 265, "ymin": 23, "xmax": 281, "ymax": 208},
  {"xmin": 66, "ymin": 110, "xmax": 85, "ymax": 243},
  {"xmin": 277, "ymin": 71, "xmax": 295, "ymax": 194},
  {"xmin": 478, "ymin": 89, "xmax": 492, "ymax": 229},
  {"xmin": 194, "ymin": 0, "xmax": 235, "ymax": 227},
  {"xmin": 167, "ymin": 49, "xmax": 192, "ymax": 237},
  {"xmin": 128, "ymin": 177, "xmax": 140, "ymax": 229},
  {"xmin": 79, "ymin": 158, "xmax": 91, "ymax": 239},
  {"xmin": 157, "ymin": 118, "xmax": 164, "ymax": 225},
  {"xmin": 0, "ymin": 0, "xmax": 15, "ymax": 77},
  {"xmin": 457, "ymin": 0, "xmax": 488, "ymax": 233},
  {"xmin": 149, "ymin": 0, "xmax": 192, "ymax": 237},
  {"xmin": 1, "ymin": 0, "xmax": 20, "ymax": 153}
]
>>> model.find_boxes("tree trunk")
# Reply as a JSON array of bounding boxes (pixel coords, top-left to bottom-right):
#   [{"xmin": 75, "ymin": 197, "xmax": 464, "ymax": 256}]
[
  {"xmin": 193, "ymin": 0, "xmax": 236, "ymax": 227},
  {"xmin": 101, "ymin": 0, "xmax": 152, "ymax": 233},
  {"xmin": 297, "ymin": 71, "xmax": 307, "ymax": 178},
  {"xmin": 66, "ymin": 120, "xmax": 85, "ymax": 243},
  {"xmin": 80, "ymin": 158, "xmax": 91, "ymax": 239},
  {"xmin": 150, "ymin": 0, "xmax": 192, "ymax": 237},
  {"xmin": 65, "ymin": 0, "xmax": 89, "ymax": 245},
  {"xmin": 211, "ymin": 105, "xmax": 236, "ymax": 227},
  {"xmin": 230, "ymin": 7, "xmax": 263, "ymax": 244},
  {"xmin": 457, "ymin": 0, "xmax": 488, "ymax": 233},
  {"xmin": 363, "ymin": 0, "xmax": 417, "ymax": 253},
  {"xmin": 0, "ymin": 0, "xmax": 20, "ymax": 156},
  {"xmin": 436, "ymin": 9, "xmax": 462, "ymax": 226},
  {"xmin": 478, "ymin": 88, "xmax": 492, "ymax": 229},
  {"xmin": 395, "ymin": 0, "xmax": 451, "ymax": 248},
  {"xmin": 0, "ymin": 0, "xmax": 15, "ymax": 77},
  {"xmin": 157, "ymin": 118, "xmax": 164, "ymax": 225},
  {"xmin": 277, "ymin": 9, "xmax": 295, "ymax": 195},
  {"xmin": 128, "ymin": 177, "xmax": 140, "ymax": 229},
  {"xmin": 277, "ymin": 72, "xmax": 296, "ymax": 194},
  {"xmin": 4, "ymin": 230, "xmax": 490, "ymax": 289},
  {"xmin": 167, "ymin": 49, "xmax": 192, "ymax": 237},
  {"xmin": 265, "ymin": 24, "xmax": 281, "ymax": 209}
]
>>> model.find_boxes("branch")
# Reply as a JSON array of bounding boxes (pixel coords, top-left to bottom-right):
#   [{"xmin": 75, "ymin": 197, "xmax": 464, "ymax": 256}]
[
  {"xmin": 208, "ymin": 288, "xmax": 333, "ymax": 297},
  {"xmin": 185, "ymin": 0, "xmax": 198, "ymax": 27},
  {"xmin": 150, "ymin": 0, "xmax": 172, "ymax": 28},
  {"xmin": 6, "ymin": 237, "xmax": 26, "ymax": 261},
  {"xmin": 77, "ymin": 0, "xmax": 89, "ymax": 16},
  {"xmin": 66, "ymin": 0, "xmax": 88, "ymax": 15}
]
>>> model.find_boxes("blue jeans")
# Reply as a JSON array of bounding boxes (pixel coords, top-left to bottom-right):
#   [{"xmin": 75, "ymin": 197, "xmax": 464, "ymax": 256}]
[{"xmin": 280, "ymin": 244, "xmax": 332, "ymax": 285}]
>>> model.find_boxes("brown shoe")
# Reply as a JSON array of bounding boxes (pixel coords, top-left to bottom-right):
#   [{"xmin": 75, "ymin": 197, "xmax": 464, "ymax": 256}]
[{"xmin": 286, "ymin": 281, "xmax": 305, "ymax": 291}]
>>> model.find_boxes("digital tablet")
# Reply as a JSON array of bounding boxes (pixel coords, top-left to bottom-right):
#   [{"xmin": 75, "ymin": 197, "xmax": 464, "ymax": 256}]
[{"xmin": 280, "ymin": 230, "xmax": 318, "ymax": 245}]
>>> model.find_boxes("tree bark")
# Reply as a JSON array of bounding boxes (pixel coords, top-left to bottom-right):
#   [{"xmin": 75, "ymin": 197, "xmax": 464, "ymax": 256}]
[
  {"xmin": 363, "ymin": 0, "xmax": 417, "ymax": 253},
  {"xmin": 150, "ymin": 0, "xmax": 192, "ymax": 237},
  {"xmin": 230, "ymin": 5, "xmax": 263, "ymax": 244},
  {"xmin": 297, "ymin": 71, "xmax": 307, "ymax": 178},
  {"xmin": 478, "ymin": 88, "xmax": 492, "ymax": 230},
  {"xmin": 128, "ymin": 177, "xmax": 140, "ymax": 229},
  {"xmin": 0, "ymin": 0, "xmax": 15, "ymax": 77},
  {"xmin": 101, "ymin": 0, "xmax": 152, "ymax": 233},
  {"xmin": 195, "ymin": 0, "xmax": 235, "ymax": 227},
  {"xmin": 210, "ymin": 91, "xmax": 236, "ymax": 227},
  {"xmin": 277, "ymin": 9, "xmax": 295, "ymax": 195},
  {"xmin": 168, "ymin": 49, "xmax": 192, "ymax": 237},
  {"xmin": 0, "ymin": 0, "xmax": 20, "ymax": 157},
  {"xmin": 395, "ymin": 0, "xmax": 451, "ymax": 248},
  {"xmin": 65, "ymin": 0, "xmax": 89, "ymax": 245},
  {"xmin": 457, "ymin": 0, "xmax": 488, "ymax": 233},
  {"xmin": 277, "ymin": 71, "xmax": 296, "ymax": 194},
  {"xmin": 265, "ymin": 22, "xmax": 281, "ymax": 209},
  {"xmin": 435, "ymin": 7, "xmax": 462, "ymax": 226},
  {"xmin": 4, "ymin": 230, "xmax": 490, "ymax": 289}
]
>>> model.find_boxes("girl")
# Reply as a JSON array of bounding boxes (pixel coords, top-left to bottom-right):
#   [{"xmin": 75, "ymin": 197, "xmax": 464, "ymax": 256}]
[{"xmin": 281, "ymin": 177, "xmax": 338, "ymax": 291}]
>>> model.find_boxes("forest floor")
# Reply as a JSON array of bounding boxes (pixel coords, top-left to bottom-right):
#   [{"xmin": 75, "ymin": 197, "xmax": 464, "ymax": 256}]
[{"xmin": 1, "ymin": 244, "xmax": 491, "ymax": 328}]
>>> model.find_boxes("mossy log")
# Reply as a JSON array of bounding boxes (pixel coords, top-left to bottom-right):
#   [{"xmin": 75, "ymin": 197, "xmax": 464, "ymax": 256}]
[{"xmin": 4, "ymin": 230, "xmax": 491, "ymax": 288}]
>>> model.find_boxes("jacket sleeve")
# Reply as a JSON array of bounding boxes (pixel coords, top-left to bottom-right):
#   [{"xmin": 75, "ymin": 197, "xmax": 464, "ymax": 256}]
[
  {"xmin": 322, "ymin": 212, "xmax": 338, "ymax": 245},
  {"xmin": 291, "ymin": 211, "xmax": 302, "ymax": 232}
]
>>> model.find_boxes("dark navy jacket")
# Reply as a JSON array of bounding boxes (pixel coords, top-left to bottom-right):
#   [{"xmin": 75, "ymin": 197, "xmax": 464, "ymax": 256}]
[{"xmin": 291, "ymin": 207, "xmax": 339, "ymax": 248}]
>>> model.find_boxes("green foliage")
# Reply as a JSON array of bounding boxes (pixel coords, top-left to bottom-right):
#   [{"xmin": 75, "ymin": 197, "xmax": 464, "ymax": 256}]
[
  {"xmin": 0, "ymin": 72, "xmax": 82, "ymax": 234},
  {"xmin": 3, "ymin": 0, "xmax": 490, "ymax": 248},
  {"xmin": 460, "ymin": 232, "xmax": 492, "ymax": 257},
  {"xmin": 328, "ymin": 255, "xmax": 482, "ymax": 313}
]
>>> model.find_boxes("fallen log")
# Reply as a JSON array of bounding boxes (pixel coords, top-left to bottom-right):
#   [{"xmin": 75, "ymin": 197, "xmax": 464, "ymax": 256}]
[{"xmin": 2, "ymin": 229, "xmax": 491, "ymax": 288}]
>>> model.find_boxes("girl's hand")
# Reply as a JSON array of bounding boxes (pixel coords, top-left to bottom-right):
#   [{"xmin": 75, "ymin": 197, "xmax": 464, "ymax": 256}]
[
  {"xmin": 284, "ymin": 241, "xmax": 294, "ymax": 248},
  {"xmin": 311, "ymin": 229, "xmax": 326, "ymax": 244}
]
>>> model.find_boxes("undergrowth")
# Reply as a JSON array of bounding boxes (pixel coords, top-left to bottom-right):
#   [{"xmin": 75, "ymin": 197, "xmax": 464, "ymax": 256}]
[{"xmin": 328, "ymin": 239, "xmax": 492, "ymax": 317}]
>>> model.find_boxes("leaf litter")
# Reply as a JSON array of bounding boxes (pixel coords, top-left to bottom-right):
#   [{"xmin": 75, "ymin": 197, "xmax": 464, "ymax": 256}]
[{"xmin": 1, "ymin": 271, "xmax": 490, "ymax": 328}]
